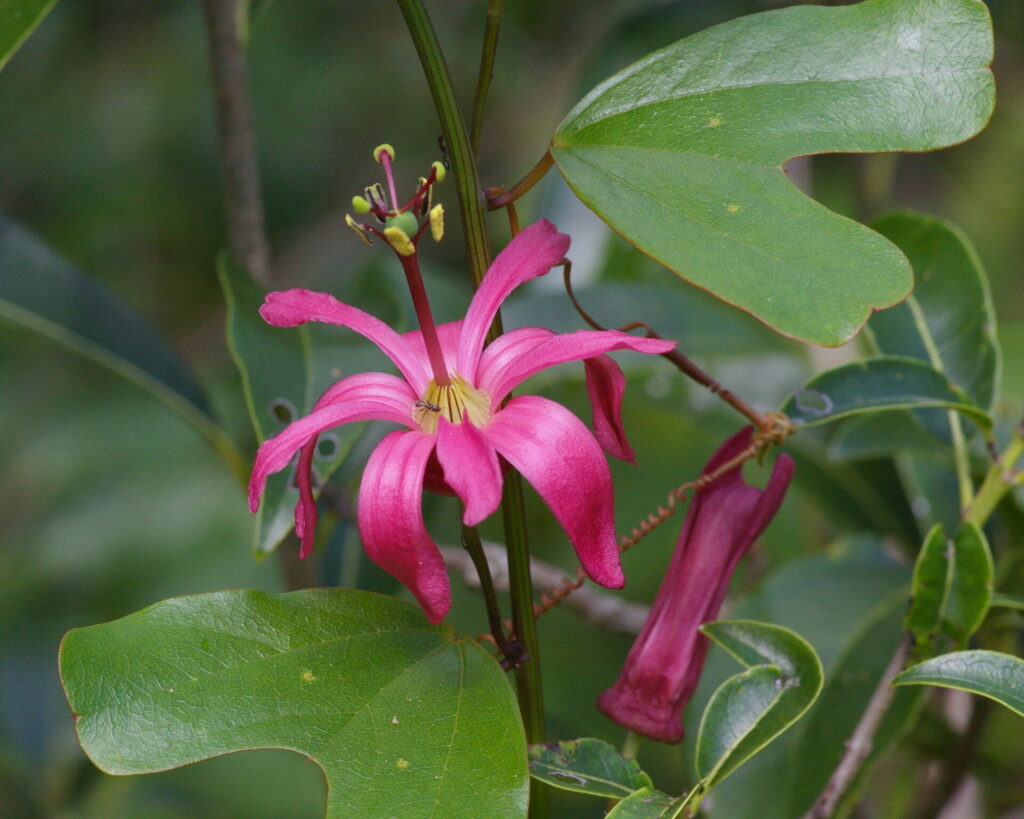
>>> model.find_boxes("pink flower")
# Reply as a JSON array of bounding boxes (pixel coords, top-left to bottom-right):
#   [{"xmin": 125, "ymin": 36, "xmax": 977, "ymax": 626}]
[
  {"xmin": 248, "ymin": 220, "xmax": 674, "ymax": 623},
  {"xmin": 598, "ymin": 428, "xmax": 794, "ymax": 742}
]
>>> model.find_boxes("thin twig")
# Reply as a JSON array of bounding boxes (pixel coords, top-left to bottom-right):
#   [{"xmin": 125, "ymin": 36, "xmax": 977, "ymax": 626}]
[
  {"xmin": 440, "ymin": 544, "xmax": 650, "ymax": 634},
  {"xmin": 199, "ymin": 0, "xmax": 272, "ymax": 285},
  {"xmin": 802, "ymin": 635, "xmax": 911, "ymax": 819},
  {"xmin": 561, "ymin": 261, "xmax": 777, "ymax": 432},
  {"xmin": 485, "ymin": 151, "xmax": 555, "ymax": 210}
]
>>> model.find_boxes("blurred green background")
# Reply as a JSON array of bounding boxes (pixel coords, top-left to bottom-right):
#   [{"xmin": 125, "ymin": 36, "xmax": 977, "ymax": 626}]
[{"xmin": 1, "ymin": 1, "xmax": 1023, "ymax": 816}]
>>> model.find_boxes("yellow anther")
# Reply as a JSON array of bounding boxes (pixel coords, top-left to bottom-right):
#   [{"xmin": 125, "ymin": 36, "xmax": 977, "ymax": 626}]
[
  {"xmin": 351, "ymin": 195, "xmax": 371, "ymax": 214},
  {"xmin": 383, "ymin": 226, "xmax": 416, "ymax": 257},
  {"xmin": 432, "ymin": 161, "xmax": 446, "ymax": 183},
  {"xmin": 373, "ymin": 143, "xmax": 395, "ymax": 164},
  {"xmin": 429, "ymin": 204, "xmax": 444, "ymax": 242},
  {"xmin": 345, "ymin": 214, "xmax": 372, "ymax": 245},
  {"xmin": 414, "ymin": 375, "xmax": 491, "ymax": 434}
]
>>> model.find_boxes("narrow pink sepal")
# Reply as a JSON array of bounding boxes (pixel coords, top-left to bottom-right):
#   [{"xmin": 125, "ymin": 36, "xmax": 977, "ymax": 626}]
[
  {"xmin": 260, "ymin": 289, "xmax": 429, "ymax": 393},
  {"xmin": 435, "ymin": 415, "xmax": 504, "ymax": 526},
  {"xmin": 310, "ymin": 371, "xmax": 418, "ymax": 414},
  {"xmin": 584, "ymin": 355, "xmax": 634, "ymax": 463},
  {"xmin": 457, "ymin": 221, "xmax": 570, "ymax": 379},
  {"xmin": 483, "ymin": 395, "xmax": 624, "ymax": 588},
  {"xmin": 293, "ymin": 436, "xmax": 318, "ymax": 559},
  {"xmin": 358, "ymin": 430, "xmax": 452, "ymax": 624},
  {"xmin": 481, "ymin": 329, "xmax": 675, "ymax": 407},
  {"xmin": 248, "ymin": 397, "xmax": 413, "ymax": 512}
]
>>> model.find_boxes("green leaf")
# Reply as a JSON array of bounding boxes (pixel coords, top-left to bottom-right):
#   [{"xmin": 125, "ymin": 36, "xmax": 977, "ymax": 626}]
[
  {"xmin": 829, "ymin": 411, "xmax": 941, "ymax": 461},
  {"xmin": 867, "ymin": 211, "xmax": 999, "ymax": 411},
  {"xmin": 906, "ymin": 522, "xmax": 993, "ymax": 649},
  {"xmin": 59, "ymin": 589, "xmax": 527, "ymax": 818},
  {"xmin": 990, "ymin": 594, "xmax": 1024, "ymax": 613},
  {"xmin": 219, "ymin": 256, "xmax": 362, "ymax": 556},
  {"xmin": 894, "ymin": 650, "xmax": 1024, "ymax": 717},
  {"xmin": 527, "ymin": 738, "xmax": 652, "ymax": 798},
  {"xmin": 604, "ymin": 787, "xmax": 681, "ymax": 818},
  {"xmin": 780, "ymin": 356, "xmax": 991, "ymax": 429},
  {"xmin": 0, "ymin": 0, "xmax": 57, "ymax": 72},
  {"xmin": 552, "ymin": 0, "xmax": 994, "ymax": 345},
  {"xmin": 695, "ymin": 620, "xmax": 823, "ymax": 788},
  {"xmin": 0, "ymin": 216, "xmax": 244, "ymax": 478}
]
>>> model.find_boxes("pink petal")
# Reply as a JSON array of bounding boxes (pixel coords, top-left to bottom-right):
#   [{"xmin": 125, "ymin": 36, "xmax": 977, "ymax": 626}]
[
  {"xmin": 310, "ymin": 371, "xmax": 418, "ymax": 414},
  {"xmin": 260, "ymin": 289, "xmax": 430, "ymax": 393},
  {"xmin": 475, "ymin": 327, "xmax": 555, "ymax": 393},
  {"xmin": 457, "ymin": 221, "xmax": 571, "ymax": 379},
  {"xmin": 248, "ymin": 390, "xmax": 414, "ymax": 512},
  {"xmin": 480, "ymin": 329, "xmax": 674, "ymax": 406},
  {"xmin": 402, "ymin": 320, "xmax": 462, "ymax": 379},
  {"xmin": 483, "ymin": 395, "xmax": 624, "ymax": 589},
  {"xmin": 358, "ymin": 430, "xmax": 451, "ymax": 624},
  {"xmin": 435, "ymin": 416, "xmax": 503, "ymax": 526},
  {"xmin": 584, "ymin": 355, "xmax": 634, "ymax": 463}
]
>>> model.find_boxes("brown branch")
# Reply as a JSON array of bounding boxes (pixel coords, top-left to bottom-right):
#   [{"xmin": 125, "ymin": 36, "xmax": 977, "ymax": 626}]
[
  {"xmin": 200, "ymin": 0, "xmax": 272, "ymax": 285},
  {"xmin": 440, "ymin": 544, "xmax": 650, "ymax": 634},
  {"xmin": 802, "ymin": 635, "xmax": 911, "ymax": 819},
  {"xmin": 485, "ymin": 150, "xmax": 554, "ymax": 210}
]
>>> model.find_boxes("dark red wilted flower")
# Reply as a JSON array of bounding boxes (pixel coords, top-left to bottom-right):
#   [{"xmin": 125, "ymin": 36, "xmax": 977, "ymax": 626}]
[{"xmin": 597, "ymin": 427, "xmax": 794, "ymax": 743}]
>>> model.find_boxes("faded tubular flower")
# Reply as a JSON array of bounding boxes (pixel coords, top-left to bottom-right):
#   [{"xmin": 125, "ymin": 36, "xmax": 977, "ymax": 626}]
[
  {"xmin": 597, "ymin": 428, "xmax": 794, "ymax": 743},
  {"xmin": 247, "ymin": 219, "xmax": 675, "ymax": 624}
]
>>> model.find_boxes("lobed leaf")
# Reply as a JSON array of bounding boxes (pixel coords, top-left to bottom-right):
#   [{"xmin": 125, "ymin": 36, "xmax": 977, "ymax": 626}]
[
  {"xmin": 553, "ymin": 0, "xmax": 994, "ymax": 345},
  {"xmin": 60, "ymin": 589, "xmax": 528, "ymax": 818}
]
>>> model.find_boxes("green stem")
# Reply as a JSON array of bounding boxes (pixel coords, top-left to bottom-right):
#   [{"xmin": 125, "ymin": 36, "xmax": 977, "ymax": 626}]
[
  {"xmin": 621, "ymin": 731, "xmax": 642, "ymax": 761},
  {"xmin": 461, "ymin": 523, "xmax": 517, "ymax": 662},
  {"xmin": 470, "ymin": 0, "xmax": 502, "ymax": 154},
  {"xmin": 502, "ymin": 471, "xmax": 549, "ymax": 817},
  {"xmin": 396, "ymin": 0, "xmax": 491, "ymax": 288},
  {"xmin": 502, "ymin": 472, "xmax": 545, "ymax": 740},
  {"xmin": 964, "ymin": 434, "xmax": 1024, "ymax": 526},
  {"xmin": 396, "ymin": 9, "xmax": 547, "ymax": 812}
]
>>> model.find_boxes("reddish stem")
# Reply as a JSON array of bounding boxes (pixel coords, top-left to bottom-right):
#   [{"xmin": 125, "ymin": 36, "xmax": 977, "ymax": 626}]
[{"xmin": 400, "ymin": 254, "xmax": 450, "ymax": 385}]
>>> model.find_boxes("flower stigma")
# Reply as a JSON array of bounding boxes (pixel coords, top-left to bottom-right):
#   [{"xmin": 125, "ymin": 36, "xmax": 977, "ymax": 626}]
[{"xmin": 414, "ymin": 374, "xmax": 491, "ymax": 433}]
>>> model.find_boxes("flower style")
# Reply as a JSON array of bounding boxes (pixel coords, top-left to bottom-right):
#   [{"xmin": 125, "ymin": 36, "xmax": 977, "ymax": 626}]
[
  {"xmin": 248, "ymin": 219, "xmax": 675, "ymax": 623},
  {"xmin": 597, "ymin": 428, "xmax": 794, "ymax": 743}
]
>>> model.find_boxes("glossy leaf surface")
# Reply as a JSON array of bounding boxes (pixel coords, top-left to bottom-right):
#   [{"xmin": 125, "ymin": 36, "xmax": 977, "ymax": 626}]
[
  {"xmin": 780, "ymin": 356, "xmax": 990, "ymax": 429},
  {"xmin": 527, "ymin": 738, "xmax": 652, "ymax": 798},
  {"xmin": 906, "ymin": 522, "xmax": 993, "ymax": 649},
  {"xmin": 60, "ymin": 590, "xmax": 528, "ymax": 818},
  {"xmin": 894, "ymin": 650, "xmax": 1024, "ymax": 717},
  {"xmin": 695, "ymin": 620, "xmax": 823, "ymax": 788},
  {"xmin": 553, "ymin": 0, "xmax": 994, "ymax": 345},
  {"xmin": 868, "ymin": 211, "xmax": 999, "ymax": 410},
  {"xmin": 604, "ymin": 787, "xmax": 681, "ymax": 818}
]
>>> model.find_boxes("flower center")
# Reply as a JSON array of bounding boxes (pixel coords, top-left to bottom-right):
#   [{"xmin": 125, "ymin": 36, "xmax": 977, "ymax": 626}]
[{"xmin": 414, "ymin": 374, "xmax": 491, "ymax": 434}]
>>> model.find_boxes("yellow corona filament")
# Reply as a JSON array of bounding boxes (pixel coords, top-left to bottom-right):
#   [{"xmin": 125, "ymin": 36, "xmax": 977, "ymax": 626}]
[
  {"xmin": 345, "ymin": 214, "xmax": 372, "ymax": 245},
  {"xmin": 383, "ymin": 226, "xmax": 416, "ymax": 257},
  {"xmin": 429, "ymin": 204, "xmax": 444, "ymax": 242},
  {"xmin": 414, "ymin": 374, "xmax": 491, "ymax": 434}
]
